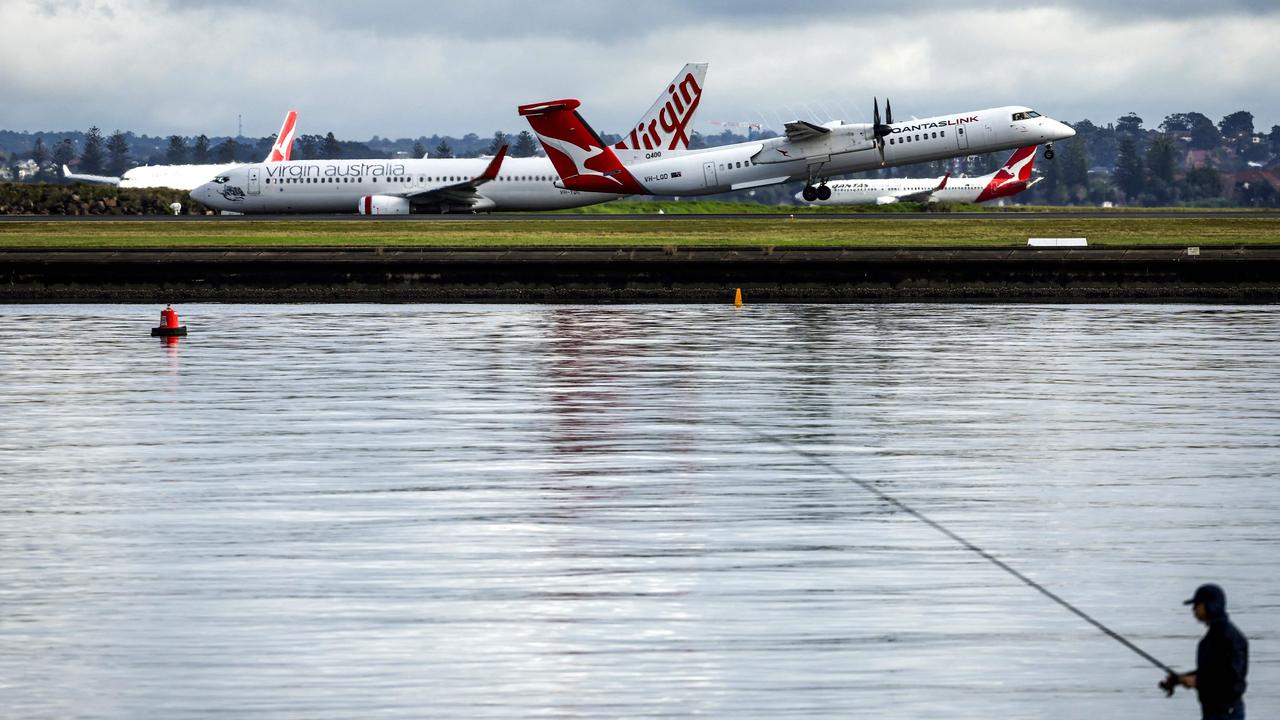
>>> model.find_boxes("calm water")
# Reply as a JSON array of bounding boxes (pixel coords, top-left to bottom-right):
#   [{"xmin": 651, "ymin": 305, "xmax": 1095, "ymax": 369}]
[{"xmin": 1, "ymin": 304, "xmax": 1276, "ymax": 719}]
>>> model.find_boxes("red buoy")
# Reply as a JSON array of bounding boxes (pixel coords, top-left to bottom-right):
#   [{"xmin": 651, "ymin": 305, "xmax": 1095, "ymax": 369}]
[{"xmin": 151, "ymin": 304, "xmax": 188, "ymax": 337}]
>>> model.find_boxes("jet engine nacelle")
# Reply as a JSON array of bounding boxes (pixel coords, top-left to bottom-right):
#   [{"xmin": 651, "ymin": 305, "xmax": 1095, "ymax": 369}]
[{"xmin": 358, "ymin": 195, "xmax": 410, "ymax": 215}]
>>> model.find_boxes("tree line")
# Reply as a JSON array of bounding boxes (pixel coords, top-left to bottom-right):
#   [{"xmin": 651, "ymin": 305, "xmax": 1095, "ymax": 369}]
[{"xmin": 5, "ymin": 111, "xmax": 1279, "ymax": 206}]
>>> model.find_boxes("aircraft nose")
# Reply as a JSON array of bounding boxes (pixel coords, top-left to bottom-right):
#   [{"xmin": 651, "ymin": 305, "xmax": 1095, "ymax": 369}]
[
  {"xmin": 1053, "ymin": 121, "xmax": 1076, "ymax": 140},
  {"xmin": 191, "ymin": 183, "xmax": 215, "ymax": 206}
]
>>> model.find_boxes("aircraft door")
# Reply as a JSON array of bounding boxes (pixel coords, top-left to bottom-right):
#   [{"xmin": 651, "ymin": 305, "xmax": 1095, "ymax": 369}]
[
  {"xmin": 247, "ymin": 167, "xmax": 261, "ymax": 195},
  {"xmin": 703, "ymin": 161, "xmax": 718, "ymax": 189},
  {"xmin": 956, "ymin": 125, "xmax": 970, "ymax": 151}
]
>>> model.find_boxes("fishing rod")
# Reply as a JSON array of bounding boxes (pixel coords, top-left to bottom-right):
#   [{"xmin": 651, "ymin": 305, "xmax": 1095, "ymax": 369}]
[{"xmin": 740, "ymin": 425, "xmax": 1183, "ymax": 695}]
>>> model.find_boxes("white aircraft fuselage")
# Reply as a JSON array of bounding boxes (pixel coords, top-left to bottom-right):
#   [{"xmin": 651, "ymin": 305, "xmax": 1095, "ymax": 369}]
[
  {"xmin": 613, "ymin": 107, "xmax": 1073, "ymax": 197},
  {"xmin": 192, "ymin": 157, "xmax": 614, "ymax": 213}
]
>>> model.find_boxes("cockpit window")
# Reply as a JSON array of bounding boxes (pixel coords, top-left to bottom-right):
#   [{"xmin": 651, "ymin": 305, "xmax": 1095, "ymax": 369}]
[
  {"xmin": 1027, "ymin": 110, "xmax": 1041, "ymax": 118},
  {"xmin": 212, "ymin": 176, "xmax": 230, "ymax": 184},
  {"xmin": 1012, "ymin": 112, "xmax": 1028, "ymax": 121}
]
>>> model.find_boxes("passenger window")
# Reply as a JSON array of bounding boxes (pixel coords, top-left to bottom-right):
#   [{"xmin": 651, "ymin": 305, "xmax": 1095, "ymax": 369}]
[{"xmin": 941, "ymin": 131, "xmax": 946, "ymax": 137}]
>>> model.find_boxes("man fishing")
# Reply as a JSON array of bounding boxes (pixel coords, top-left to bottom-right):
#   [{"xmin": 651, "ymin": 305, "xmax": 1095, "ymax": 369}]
[{"xmin": 1160, "ymin": 584, "xmax": 1249, "ymax": 719}]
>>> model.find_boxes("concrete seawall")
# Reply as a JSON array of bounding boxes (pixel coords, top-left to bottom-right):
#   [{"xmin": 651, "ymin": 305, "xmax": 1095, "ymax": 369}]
[{"xmin": 3, "ymin": 246, "xmax": 1279, "ymax": 303}]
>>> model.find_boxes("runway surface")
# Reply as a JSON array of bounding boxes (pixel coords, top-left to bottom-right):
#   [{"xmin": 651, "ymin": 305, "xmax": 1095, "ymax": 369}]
[{"xmin": 2, "ymin": 211, "xmax": 1278, "ymax": 222}]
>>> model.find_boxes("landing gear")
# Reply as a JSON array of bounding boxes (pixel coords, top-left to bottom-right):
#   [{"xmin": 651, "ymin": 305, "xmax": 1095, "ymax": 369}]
[
  {"xmin": 802, "ymin": 183, "xmax": 832, "ymax": 202},
  {"xmin": 1044, "ymin": 143, "xmax": 1056, "ymax": 160}
]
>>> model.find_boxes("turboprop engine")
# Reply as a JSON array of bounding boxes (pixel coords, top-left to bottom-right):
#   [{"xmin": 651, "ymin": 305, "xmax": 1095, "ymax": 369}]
[{"xmin": 357, "ymin": 195, "xmax": 410, "ymax": 215}]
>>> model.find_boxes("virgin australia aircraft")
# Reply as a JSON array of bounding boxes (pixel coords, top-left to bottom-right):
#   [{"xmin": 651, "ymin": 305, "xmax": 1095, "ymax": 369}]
[
  {"xmin": 191, "ymin": 64, "xmax": 708, "ymax": 214},
  {"xmin": 63, "ymin": 111, "xmax": 298, "ymax": 191},
  {"xmin": 797, "ymin": 145, "xmax": 1043, "ymax": 205},
  {"xmin": 516, "ymin": 97, "xmax": 1073, "ymax": 200}
]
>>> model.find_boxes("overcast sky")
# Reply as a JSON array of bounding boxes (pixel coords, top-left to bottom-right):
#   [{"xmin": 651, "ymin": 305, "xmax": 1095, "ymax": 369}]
[{"xmin": 2, "ymin": 0, "xmax": 1278, "ymax": 139}]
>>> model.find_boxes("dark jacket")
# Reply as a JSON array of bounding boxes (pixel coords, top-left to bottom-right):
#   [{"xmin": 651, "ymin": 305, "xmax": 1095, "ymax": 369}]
[{"xmin": 1195, "ymin": 589, "xmax": 1249, "ymax": 714}]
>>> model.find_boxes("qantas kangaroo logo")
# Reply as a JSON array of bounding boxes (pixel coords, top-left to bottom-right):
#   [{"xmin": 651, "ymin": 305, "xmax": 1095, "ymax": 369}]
[
  {"xmin": 615, "ymin": 72, "xmax": 703, "ymax": 152},
  {"xmin": 536, "ymin": 134, "xmax": 615, "ymax": 183},
  {"xmin": 993, "ymin": 147, "xmax": 1036, "ymax": 188},
  {"xmin": 267, "ymin": 111, "xmax": 298, "ymax": 162},
  {"xmin": 976, "ymin": 146, "xmax": 1038, "ymax": 202}
]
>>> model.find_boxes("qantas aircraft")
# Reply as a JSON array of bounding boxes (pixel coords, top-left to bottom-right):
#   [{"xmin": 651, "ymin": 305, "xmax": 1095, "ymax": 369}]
[
  {"xmin": 191, "ymin": 64, "xmax": 707, "ymax": 214},
  {"xmin": 63, "ymin": 111, "xmax": 298, "ymax": 191},
  {"xmin": 798, "ymin": 145, "xmax": 1042, "ymax": 205},
  {"xmin": 518, "ymin": 98, "xmax": 1074, "ymax": 201}
]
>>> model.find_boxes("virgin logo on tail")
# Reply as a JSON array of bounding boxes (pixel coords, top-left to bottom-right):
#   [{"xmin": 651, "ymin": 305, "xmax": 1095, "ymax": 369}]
[
  {"xmin": 615, "ymin": 63, "xmax": 706, "ymax": 152},
  {"xmin": 976, "ymin": 146, "xmax": 1038, "ymax": 202},
  {"xmin": 266, "ymin": 110, "xmax": 299, "ymax": 162},
  {"xmin": 518, "ymin": 99, "xmax": 647, "ymax": 194}
]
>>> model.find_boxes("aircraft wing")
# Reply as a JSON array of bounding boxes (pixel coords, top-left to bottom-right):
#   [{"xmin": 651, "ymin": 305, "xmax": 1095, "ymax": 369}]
[
  {"xmin": 62, "ymin": 164, "xmax": 121, "ymax": 185},
  {"xmin": 784, "ymin": 120, "xmax": 831, "ymax": 143},
  {"xmin": 401, "ymin": 146, "xmax": 507, "ymax": 208},
  {"xmin": 891, "ymin": 173, "xmax": 949, "ymax": 203}
]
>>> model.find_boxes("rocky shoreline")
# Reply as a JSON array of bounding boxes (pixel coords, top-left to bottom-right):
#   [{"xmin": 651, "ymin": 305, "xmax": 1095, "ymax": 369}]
[{"xmin": 3, "ymin": 246, "xmax": 1279, "ymax": 303}]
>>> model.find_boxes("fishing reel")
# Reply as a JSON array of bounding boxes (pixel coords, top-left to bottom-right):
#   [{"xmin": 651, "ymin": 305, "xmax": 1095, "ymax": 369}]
[{"xmin": 1159, "ymin": 672, "xmax": 1183, "ymax": 697}]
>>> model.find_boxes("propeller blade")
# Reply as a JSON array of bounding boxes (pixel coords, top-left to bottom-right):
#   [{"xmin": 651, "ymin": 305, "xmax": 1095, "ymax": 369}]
[
  {"xmin": 874, "ymin": 97, "xmax": 881, "ymax": 129},
  {"xmin": 885, "ymin": 98, "xmax": 894, "ymax": 127}
]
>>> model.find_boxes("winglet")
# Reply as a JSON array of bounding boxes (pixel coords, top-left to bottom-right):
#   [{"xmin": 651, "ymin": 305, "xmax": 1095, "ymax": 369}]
[
  {"xmin": 477, "ymin": 144, "xmax": 508, "ymax": 182},
  {"xmin": 62, "ymin": 164, "xmax": 71, "ymax": 177}
]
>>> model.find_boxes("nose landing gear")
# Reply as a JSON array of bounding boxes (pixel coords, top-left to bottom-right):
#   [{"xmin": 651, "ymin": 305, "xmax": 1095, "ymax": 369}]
[{"xmin": 1044, "ymin": 143, "xmax": 1056, "ymax": 161}]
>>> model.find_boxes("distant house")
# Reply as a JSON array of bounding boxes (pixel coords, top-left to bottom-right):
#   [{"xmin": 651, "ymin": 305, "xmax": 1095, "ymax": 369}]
[
  {"xmin": 1184, "ymin": 149, "xmax": 1215, "ymax": 169},
  {"xmin": 1233, "ymin": 168, "xmax": 1280, "ymax": 187},
  {"xmin": 14, "ymin": 159, "xmax": 40, "ymax": 180}
]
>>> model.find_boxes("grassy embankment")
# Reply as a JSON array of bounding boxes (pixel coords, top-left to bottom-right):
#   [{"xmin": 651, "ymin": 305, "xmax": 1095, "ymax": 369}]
[{"xmin": 2, "ymin": 216, "xmax": 1279, "ymax": 248}]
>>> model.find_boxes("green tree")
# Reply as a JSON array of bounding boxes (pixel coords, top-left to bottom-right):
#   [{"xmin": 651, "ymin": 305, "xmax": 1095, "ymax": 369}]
[
  {"xmin": 512, "ymin": 130, "xmax": 538, "ymax": 158},
  {"xmin": 1184, "ymin": 164, "xmax": 1223, "ymax": 201},
  {"xmin": 1185, "ymin": 113, "xmax": 1221, "ymax": 150},
  {"xmin": 1060, "ymin": 136, "xmax": 1089, "ymax": 188},
  {"xmin": 214, "ymin": 138, "xmax": 240, "ymax": 163},
  {"xmin": 80, "ymin": 126, "xmax": 105, "ymax": 174},
  {"xmin": 321, "ymin": 131, "xmax": 341, "ymax": 159},
  {"xmin": 433, "ymin": 140, "xmax": 454, "ymax": 158},
  {"xmin": 298, "ymin": 135, "xmax": 318, "ymax": 160},
  {"xmin": 1114, "ymin": 136, "xmax": 1145, "ymax": 201},
  {"xmin": 1147, "ymin": 134, "xmax": 1176, "ymax": 184},
  {"xmin": 1271, "ymin": 126, "xmax": 1280, "ymax": 158},
  {"xmin": 52, "ymin": 138, "xmax": 75, "ymax": 175},
  {"xmin": 31, "ymin": 137, "xmax": 48, "ymax": 171},
  {"xmin": 1218, "ymin": 111, "xmax": 1254, "ymax": 139},
  {"xmin": 1236, "ymin": 178, "xmax": 1278, "ymax": 208},
  {"xmin": 412, "ymin": 141, "xmax": 426, "ymax": 158},
  {"xmin": 106, "ymin": 130, "xmax": 129, "ymax": 176},
  {"xmin": 1115, "ymin": 112, "xmax": 1144, "ymax": 136},
  {"xmin": 487, "ymin": 131, "xmax": 509, "ymax": 155},
  {"xmin": 193, "ymin": 135, "xmax": 211, "ymax": 163},
  {"xmin": 166, "ymin": 135, "xmax": 187, "ymax": 164}
]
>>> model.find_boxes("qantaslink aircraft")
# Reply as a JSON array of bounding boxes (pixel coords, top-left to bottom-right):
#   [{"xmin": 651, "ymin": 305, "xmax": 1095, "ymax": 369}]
[
  {"xmin": 517, "ymin": 97, "xmax": 1074, "ymax": 201},
  {"xmin": 191, "ymin": 64, "xmax": 707, "ymax": 214},
  {"xmin": 797, "ymin": 145, "xmax": 1043, "ymax": 206}
]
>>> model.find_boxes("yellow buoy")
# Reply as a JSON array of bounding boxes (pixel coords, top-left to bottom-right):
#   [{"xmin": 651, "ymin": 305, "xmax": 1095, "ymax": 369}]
[{"xmin": 734, "ymin": 288, "xmax": 743, "ymax": 308}]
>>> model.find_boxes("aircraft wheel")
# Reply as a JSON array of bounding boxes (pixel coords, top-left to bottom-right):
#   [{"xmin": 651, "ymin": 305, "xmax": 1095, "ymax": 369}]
[
  {"xmin": 802, "ymin": 186, "xmax": 818, "ymax": 202},
  {"xmin": 817, "ymin": 185, "xmax": 832, "ymax": 201},
  {"xmin": 1044, "ymin": 146, "xmax": 1056, "ymax": 160}
]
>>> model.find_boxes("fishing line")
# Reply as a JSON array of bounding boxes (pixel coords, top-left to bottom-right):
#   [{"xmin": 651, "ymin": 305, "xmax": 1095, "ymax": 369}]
[{"xmin": 739, "ymin": 425, "xmax": 1178, "ymax": 678}]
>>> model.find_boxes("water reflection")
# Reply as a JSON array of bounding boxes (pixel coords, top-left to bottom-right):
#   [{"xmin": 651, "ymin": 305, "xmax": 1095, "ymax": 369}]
[{"xmin": 0, "ymin": 304, "xmax": 1276, "ymax": 720}]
